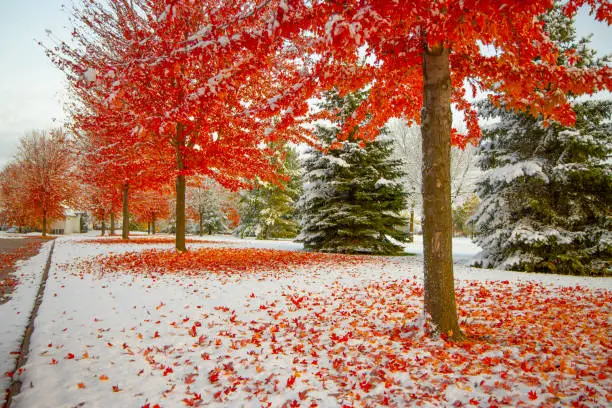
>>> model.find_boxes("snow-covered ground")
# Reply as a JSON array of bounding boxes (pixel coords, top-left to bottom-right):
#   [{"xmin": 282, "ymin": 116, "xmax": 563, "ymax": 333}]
[
  {"xmin": 0, "ymin": 241, "xmax": 53, "ymax": 405},
  {"xmin": 4, "ymin": 234, "xmax": 611, "ymax": 407}
]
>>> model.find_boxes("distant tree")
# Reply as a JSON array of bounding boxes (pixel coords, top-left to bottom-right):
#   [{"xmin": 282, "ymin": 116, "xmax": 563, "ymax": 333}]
[
  {"xmin": 237, "ymin": 145, "xmax": 301, "ymax": 239},
  {"xmin": 14, "ymin": 129, "xmax": 77, "ymax": 237},
  {"xmin": 187, "ymin": 178, "xmax": 230, "ymax": 236},
  {"xmin": 0, "ymin": 162, "xmax": 36, "ymax": 232},
  {"xmin": 452, "ymin": 195, "xmax": 479, "ymax": 238},
  {"xmin": 132, "ymin": 189, "xmax": 172, "ymax": 235},
  {"xmin": 297, "ymin": 91, "xmax": 409, "ymax": 255},
  {"xmin": 387, "ymin": 118, "xmax": 477, "ymax": 212}
]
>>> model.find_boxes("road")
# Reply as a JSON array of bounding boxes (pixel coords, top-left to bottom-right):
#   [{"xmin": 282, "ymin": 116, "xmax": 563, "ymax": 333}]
[{"xmin": 0, "ymin": 237, "xmax": 47, "ymax": 303}]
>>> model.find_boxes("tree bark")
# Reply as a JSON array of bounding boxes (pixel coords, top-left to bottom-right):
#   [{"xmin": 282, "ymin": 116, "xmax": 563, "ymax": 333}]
[
  {"xmin": 101, "ymin": 219, "xmax": 106, "ymax": 236},
  {"xmin": 175, "ymin": 124, "xmax": 187, "ymax": 252},
  {"xmin": 147, "ymin": 221, "xmax": 151, "ymax": 235},
  {"xmin": 409, "ymin": 208, "xmax": 415, "ymax": 243},
  {"xmin": 122, "ymin": 183, "xmax": 129, "ymax": 240},
  {"xmin": 421, "ymin": 46, "xmax": 463, "ymax": 340},
  {"xmin": 42, "ymin": 210, "xmax": 47, "ymax": 238},
  {"xmin": 199, "ymin": 212, "xmax": 204, "ymax": 237},
  {"xmin": 151, "ymin": 213, "xmax": 156, "ymax": 235},
  {"xmin": 110, "ymin": 213, "xmax": 115, "ymax": 236}
]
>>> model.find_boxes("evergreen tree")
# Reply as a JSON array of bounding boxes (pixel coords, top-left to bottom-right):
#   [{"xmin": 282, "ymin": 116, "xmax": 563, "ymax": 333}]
[
  {"xmin": 236, "ymin": 145, "xmax": 301, "ymax": 239},
  {"xmin": 297, "ymin": 91, "xmax": 409, "ymax": 255},
  {"xmin": 472, "ymin": 6, "xmax": 611, "ymax": 275}
]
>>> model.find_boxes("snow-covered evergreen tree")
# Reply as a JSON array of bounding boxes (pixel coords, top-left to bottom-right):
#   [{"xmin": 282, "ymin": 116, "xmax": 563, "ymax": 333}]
[
  {"xmin": 297, "ymin": 91, "xmax": 409, "ymax": 255},
  {"xmin": 472, "ymin": 8, "xmax": 611, "ymax": 275},
  {"xmin": 236, "ymin": 145, "xmax": 301, "ymax": 239},
  {"xmin": 473, "ymin": 100, "xmax": 611, "ymax": 275}
]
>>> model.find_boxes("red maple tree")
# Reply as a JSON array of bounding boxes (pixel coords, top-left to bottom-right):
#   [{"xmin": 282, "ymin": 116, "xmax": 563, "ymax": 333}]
[
  {"xmin": 132, "ymin": 188, "xmax": 172, "ymax": 234},
  {"xmin": 13, "ymin": 130, "xmax": 78, "ymax": 237},
  {"xmin": 0, "ymin": 162, "xmax": 37, "ymax": 231},
  {"xmin": 237, "ymin": 0, "xmax": 610, "ymax": 338}
]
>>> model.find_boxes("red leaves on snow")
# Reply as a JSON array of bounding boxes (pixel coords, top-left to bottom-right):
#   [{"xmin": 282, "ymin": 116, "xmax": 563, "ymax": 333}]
[{"xmin": 76, "ymin": 247, "xmax": 371, "ymax": 277}]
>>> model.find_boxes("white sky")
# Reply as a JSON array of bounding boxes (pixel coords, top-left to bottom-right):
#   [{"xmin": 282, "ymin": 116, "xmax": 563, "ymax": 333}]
[{"xmin": 0, "ymin": 2, "xmax": 610, "ymax": 169}]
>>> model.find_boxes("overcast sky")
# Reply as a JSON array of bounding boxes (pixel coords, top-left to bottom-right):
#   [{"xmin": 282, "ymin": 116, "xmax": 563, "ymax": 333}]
[{"xmin": 0, "ymin": 1, "xmax": 610, "ymax": 169}]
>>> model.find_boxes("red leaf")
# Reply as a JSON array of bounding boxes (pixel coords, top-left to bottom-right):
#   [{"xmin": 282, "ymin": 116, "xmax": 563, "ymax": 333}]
[
  {"xmin": 528, "ymin": 390, "xmax": 537, "ymax": 400},
  {"xmin": 286, "ymin": 374, "xmax": 296, "ymax": 388}
]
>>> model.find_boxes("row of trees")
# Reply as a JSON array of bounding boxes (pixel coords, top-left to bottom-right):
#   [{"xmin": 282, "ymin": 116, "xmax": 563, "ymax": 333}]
[{"xmin": 26, "ymin": 0, "xmax": 611, "ymax": 337}]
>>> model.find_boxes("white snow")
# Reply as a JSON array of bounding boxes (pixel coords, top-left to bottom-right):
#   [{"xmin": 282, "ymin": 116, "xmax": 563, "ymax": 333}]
[
  {"xmin": 2, "ymin": 233, "xmax": 610, "ymax": 407},
  {"xmin": 82, "ymin": 68, "xmax": 98, "ymax": 83},
  {"xmin": 0, "ymin": 241, "xmax": 53, "ymax": 405},
  {"xmin": 374, "ymin": 177, "xmax": 397, "ymax": 188},
  {"xmin": 481, "ymin": 160, "xmax": 549, "ymax": 185}
]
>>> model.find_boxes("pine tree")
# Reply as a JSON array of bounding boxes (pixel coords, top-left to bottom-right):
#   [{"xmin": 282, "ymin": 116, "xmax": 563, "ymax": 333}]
[
  {"xmin": 297, "ymin": 91, "xmax": 409, "ymax": 255},
  {"xmin": 236, "ymin": 145, "xmax": 301, "ymax": 239},
  {"xmin": 472, "ymin": 7, "xmax": 611, "ymax": 276}
]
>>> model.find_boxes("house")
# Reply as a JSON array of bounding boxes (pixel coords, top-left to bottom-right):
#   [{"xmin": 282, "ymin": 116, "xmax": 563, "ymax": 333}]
[{"xmin": 50, "ymin": 209, "xmax": 83, "ymax": 235}]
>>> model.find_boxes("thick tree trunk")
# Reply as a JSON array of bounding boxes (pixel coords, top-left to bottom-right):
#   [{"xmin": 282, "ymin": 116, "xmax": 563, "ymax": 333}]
[
  {"xmin": 151, "ymin": 214, "xmax": 156, "ymax": 235},
  {"xmin": 421, "ymin": 46, "xmax": 463, "ymax": 340},
  {"xmin": 122, "ymin": 184, "xmax": 129, "ymax": 240},
  {"xmin": 147, "ymin": 221, "xmax": 151, "ymax": 235},
  {"xmin": 175, "ymin": 124, "xmax": 187, "ymax": 252},
  {"xmin": 110, "ymin": 213, "xmax": 116, "ymax": 236},
  {"xmin": 42, "ymin": 210, "xmax": 47, "ymax": 238},
  {"xmin": 199, "ymin": 213, "xmax": 204, "ymax": 237},
  {"xmin": 101, "ymin": 219, "xmax": 106, "ymax": 236}
]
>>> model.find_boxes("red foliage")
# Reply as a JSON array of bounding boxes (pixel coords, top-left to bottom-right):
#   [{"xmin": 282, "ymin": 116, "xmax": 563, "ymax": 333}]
[
  {"xmin": 131, "ymin": 189, "xmax": 172, "ymax": 226},
  {"xmin": 1, "ymin": 131, "xmax": 78, "ymax": 234},
  {"xmin": 76, "ymin": 247, "xmax": 372, "ymax": 277},
  {"xmin": 56, "ymin": 250, "xmax": 612, "ymax": 406}
]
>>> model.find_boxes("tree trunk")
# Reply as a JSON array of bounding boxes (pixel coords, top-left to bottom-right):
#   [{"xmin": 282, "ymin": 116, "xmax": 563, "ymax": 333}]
[
  {"xmin": 122, "ymin": 183, "xmax": 129, "ymax": 240},
  {"xmin": 101, "ymin": 219, "xmax": 106, "ymax": 236},
  {"xmin": 147, "ymin": 221, "xmax": 151, "ymax": 235},
  {"xmin": 199, "ymin": 212, "xmax": 204, "ymax": 237},
  {"xmin": 151, "ymin": 213, "xmax": 156, "ymax": 235},
  {"xmin": 110, "ymin": 213, "xmax": 115, "ymax": 236},
  {"xmin": 409, "ymin": 208, "xmax": 415, "ymax": 243},
  {"xmin": 42, "ymin": 210, "xmax": 47, "ymax": 238},
  {"xmin": 421, "ymin": 46, "xmax": 463, "ymax": 340},
  {"xmin": 175, "ymin": 124, "xmax": 187, "ymax": 252}
]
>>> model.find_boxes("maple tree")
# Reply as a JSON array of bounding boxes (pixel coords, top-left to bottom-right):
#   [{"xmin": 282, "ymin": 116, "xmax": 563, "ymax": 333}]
[
  {"xmin": 250, "ymin": 0, "xmax": 611, "ymax": 339},
  {"xmin": 0, "ymin": 162, "xmax": 37, "ymax": 232},
  {"xmin": 11, "ymin": 130, "xmax": 78, "ymax": 237},
  {"xmin": 47, "ymin": 0, "xmax": 314, "ymax": 251},
  {"xmin": 132, "ymin": 189, "xmax": 172, "ymax": 234}
]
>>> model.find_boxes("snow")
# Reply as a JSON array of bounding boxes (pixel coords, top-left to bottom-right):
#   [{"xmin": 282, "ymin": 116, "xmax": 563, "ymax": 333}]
[
  {"xmin": 374, "ymin": 177, "xmax": 397, "ymax": 188},
  {"xmin": 83, "ymin": 67, "xmax": 98, "ymax": 83},
  {"xmin": 324, "ymin": 156, "xmax": 349, "ymax": 167},
  {"xmin": 0, "ymin": 241, "xmax": 53, "ymax": 405},
  {"xmin": 481, "ymin": 160, "xmax": 549, "ymax": 185},
  {"xmin": 3, "ymin": 233, "xmax": 610, "ymax": 407}
]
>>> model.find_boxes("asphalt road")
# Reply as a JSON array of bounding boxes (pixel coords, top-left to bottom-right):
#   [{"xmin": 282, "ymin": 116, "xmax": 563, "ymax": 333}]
[
  {"xmin": 0, "ymin": 237, "xmax": 47, "ymax": 304},
  {"xmin": 0, "ymin": 238, "xmax": 32, "ymax": 253}
]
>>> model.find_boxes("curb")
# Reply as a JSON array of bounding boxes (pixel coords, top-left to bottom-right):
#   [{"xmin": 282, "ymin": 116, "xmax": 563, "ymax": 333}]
[{"xmin": 3, "ymin": 240, "xmax": 55, "ymax": 408}]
